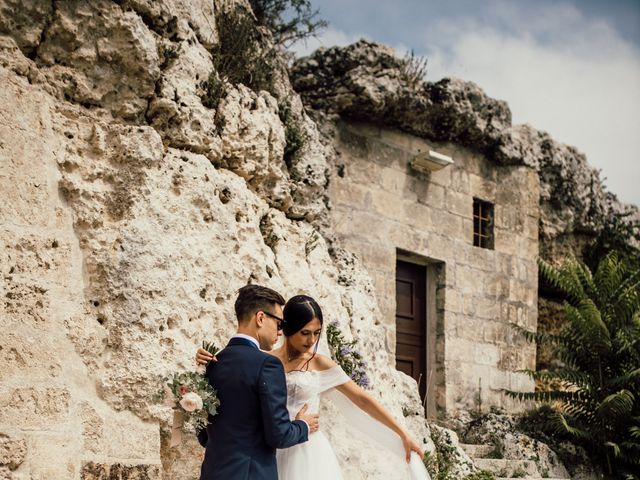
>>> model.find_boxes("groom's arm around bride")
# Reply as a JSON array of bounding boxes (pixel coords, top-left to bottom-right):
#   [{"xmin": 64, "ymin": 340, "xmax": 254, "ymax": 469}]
[{"xmin": 258, "ymin": 354, "xmax": 317, "ymax": 447}]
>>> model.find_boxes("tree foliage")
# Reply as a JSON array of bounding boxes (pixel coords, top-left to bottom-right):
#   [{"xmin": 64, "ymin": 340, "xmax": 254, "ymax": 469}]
[
  {"xmin": 508, "ymin": 253, "xmax": 640, "ymax": 478},
  {"xmin": 584, "ymin": 209, "xmax": 640, "ymax": 272},
  {"xmin": 249, "ymin": 0, "xmax": 327, "ymax": 47}
]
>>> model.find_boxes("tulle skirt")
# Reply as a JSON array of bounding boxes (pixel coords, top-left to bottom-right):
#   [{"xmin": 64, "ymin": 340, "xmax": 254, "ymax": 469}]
[{"xmin": 276, "ymin": 431, "xmax": 343, "ymax": 480}]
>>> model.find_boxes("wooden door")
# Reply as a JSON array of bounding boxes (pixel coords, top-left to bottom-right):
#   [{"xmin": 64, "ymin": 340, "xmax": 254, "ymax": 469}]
[{"xmin": 395, "ymin": 260, "xmax": 427, "ymax": 400}]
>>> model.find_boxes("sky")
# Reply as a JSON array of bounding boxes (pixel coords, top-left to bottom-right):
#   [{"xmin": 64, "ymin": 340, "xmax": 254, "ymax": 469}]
[{"xmin": 290, "ymin": 0, "xmax": 640, "ymax": 206}]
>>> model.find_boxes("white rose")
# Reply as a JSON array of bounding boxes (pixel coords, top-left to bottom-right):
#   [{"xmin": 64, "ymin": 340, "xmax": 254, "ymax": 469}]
[{"xmin": 179, "ymin": 392, "xmax": 203, "ymax": 412}]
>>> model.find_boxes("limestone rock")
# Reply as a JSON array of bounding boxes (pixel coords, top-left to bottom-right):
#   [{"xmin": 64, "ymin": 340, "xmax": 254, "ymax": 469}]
[
  {"xmin": 0, "ymin": 433, "xmax": 26, "ymax": 471},
  {"xmin": 216, "ymin": 85, "xmax": 293, "ymax": 212},
  {"xmin": 14, "ymin": 1, "xmax": 162, "ymax": 121},
  {"xmin": 80, "ymin": 462, "xmax": 161, "ymax": 480},
  {"xmin": 462, "ymin": 413, "xmax": 571, "ymax": 479},
  {"xmin": 119, "ymin": 0, "xmax": 217, "ymax": 49},
  {"xmin": 291, "ymin": 40, "xmax": 511, "ymax": 156},
  {"xmin": 147, "ymin": 33, "xmax": 220, "ymax": 157},
  {"xmin": 0, "ymin": 0, "xmax": 53, "ymax": 57}
]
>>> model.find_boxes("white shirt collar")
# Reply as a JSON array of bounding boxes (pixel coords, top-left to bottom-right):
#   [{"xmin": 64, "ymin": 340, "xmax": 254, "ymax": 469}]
[{"xmin": 232, "ymin": 333, "xmax": 260, "ymax": 349}]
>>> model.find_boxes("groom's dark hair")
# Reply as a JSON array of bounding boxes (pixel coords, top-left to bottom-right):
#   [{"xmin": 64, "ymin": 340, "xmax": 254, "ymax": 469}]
[{"xmin": 235, "ymin": 284, "xmax": 285, "ymax": 323}]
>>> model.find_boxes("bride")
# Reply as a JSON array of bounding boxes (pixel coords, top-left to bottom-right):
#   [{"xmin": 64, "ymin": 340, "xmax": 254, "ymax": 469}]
[{"xmin": 196, "ymin": 295, "xmax": 431, "ymax": 480}]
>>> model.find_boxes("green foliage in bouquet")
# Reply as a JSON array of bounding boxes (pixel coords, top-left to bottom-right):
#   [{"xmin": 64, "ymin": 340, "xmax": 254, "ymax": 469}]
[
  {"xmin": 157, "ymin": 342, "xmax": 221, "ymax": 432},
  {"xmin": 507, "ymin": 253, "xmax": 640, "ymax": 478},
  {"xmin": 326, "ymin": 320, "xmax": 371, "ymax": 388},
  {"xmin": 161, "ymin": 372, "xmax": 220, "ymax": 431}
]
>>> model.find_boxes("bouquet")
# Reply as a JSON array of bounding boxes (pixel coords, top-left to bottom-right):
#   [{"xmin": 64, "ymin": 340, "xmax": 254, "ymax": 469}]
[{"xmin": 158, "ymin": 341, "xmax": 220, "ymax": 446}]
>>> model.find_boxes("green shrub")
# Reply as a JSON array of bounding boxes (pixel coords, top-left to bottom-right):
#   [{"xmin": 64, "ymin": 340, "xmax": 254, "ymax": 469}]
[
  {"xmin": 202, "ymin": 1, "xmax": 328, "ymax": 109},
  {"xmin": 508, "ymin": 253, "xmax": 640, "ymax": 478},
  {"xmin": 201, "ymin": 74, "xmax": 226, "ymax": 110},
  {"xmin": 511, "ymin": 468, "xmax": 527, "ymax": 478},
  {"xmin": 462, "ymin": 470, "xmax": 496, "ymax": 480},
  {"xmin": 423, "ymin": 427, "xmax": 471, "ymax": 480},
  {"xmin": 249, "ymin": 0, "xmax": 327, "ymax": 47},
  {"xmin": 201, "ymin": 6, "xmax": 275, "ymax": 109},
  {"xmin": 584, "ymin": 209, "xmax": 640, "ymax": 272},
  {"xmin": 278, "ymin": 102, "xmax": 305, "ymax": 166},
  {"xmin": 400, "ymin": 50, "xmax": 428, "ymax": 89},
  {"xmin": 484, "ymin": 434, "xmax": 504, "ymax": 459}
]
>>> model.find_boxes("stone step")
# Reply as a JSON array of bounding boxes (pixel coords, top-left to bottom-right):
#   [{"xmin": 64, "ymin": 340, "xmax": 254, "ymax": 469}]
[
  {"xmin": 459, "ymin": 443, "xmax": 495, "ymax": 458},
  {"xmin": 474, "ymin": 458, "xmax": 539, "ymax": 478}
]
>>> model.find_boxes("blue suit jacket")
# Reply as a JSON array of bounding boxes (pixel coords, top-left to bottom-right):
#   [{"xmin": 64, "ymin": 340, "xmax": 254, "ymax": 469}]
[{"xmin": 199, "ymin": 337, "xmax": 308, "ymax": 480}]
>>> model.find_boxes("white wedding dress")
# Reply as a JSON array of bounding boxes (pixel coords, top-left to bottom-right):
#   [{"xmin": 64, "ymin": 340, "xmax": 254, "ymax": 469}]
[{"xmin": 276, "ymin": 366, "xmax": 430, "ymax": 480}]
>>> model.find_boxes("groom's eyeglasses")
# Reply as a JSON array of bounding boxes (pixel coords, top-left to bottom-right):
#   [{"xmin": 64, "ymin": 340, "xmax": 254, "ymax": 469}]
[{"xmin": 262, "ymin": 311, "xmax": 285, "ymax": 331}]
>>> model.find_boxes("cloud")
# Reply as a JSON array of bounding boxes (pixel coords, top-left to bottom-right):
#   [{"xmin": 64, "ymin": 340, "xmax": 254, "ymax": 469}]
[
  {"xmin": 418, "ymin": 2, "xmax": 640, "ymax": 205},
  {"xmin": 289, "ymin": 28, "xmax": 369, "ymax": 58}
]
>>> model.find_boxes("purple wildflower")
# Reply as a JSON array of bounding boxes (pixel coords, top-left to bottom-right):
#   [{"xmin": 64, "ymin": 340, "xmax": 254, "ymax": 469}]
[
  {"xmin": 357, "ymin": 375, "xmax": 370, "ymax": 388},
  {"xmin": 329, "ymin": 319, "xmax": 340, "ymax": 327},
  {"xmin": 339, "ymin": 345, "xmax": 352, "ymax": 356}
]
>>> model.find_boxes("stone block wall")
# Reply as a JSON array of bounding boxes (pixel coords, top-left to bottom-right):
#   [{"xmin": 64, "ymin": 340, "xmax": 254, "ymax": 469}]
[{"xmin": 329, "ymin": 121, "xmax": 539, "ymax": 415}]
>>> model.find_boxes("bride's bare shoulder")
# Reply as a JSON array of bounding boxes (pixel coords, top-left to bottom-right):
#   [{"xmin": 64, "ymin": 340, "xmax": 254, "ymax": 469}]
[{"xmin": 313, "ymin": 354, "xmax": 337, "ymax": 371}]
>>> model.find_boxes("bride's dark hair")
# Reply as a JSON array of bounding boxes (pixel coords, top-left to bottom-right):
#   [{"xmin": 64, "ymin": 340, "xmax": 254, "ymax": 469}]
[
  {"xmin": 282, "ymin": 295, "xmax": 323, "ymax": 336},
  {"xmin": 282, "ymin": 295, "xmax": 323, "ymax": 372}
]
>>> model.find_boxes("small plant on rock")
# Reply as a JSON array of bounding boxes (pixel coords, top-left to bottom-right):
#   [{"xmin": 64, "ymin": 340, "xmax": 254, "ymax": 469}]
[
  {"xmin": 511, "ymin": 468, "xmax": 527, "ymax": 478},
  {"xmin": 159, "ymin": 43, "xmax": 180, "ymax": 69},
  {"xmin": 423, "ymin": 427, "xmax": 472, "ymax": 480},
  {"xmin": 278, "ymin": 101, "xmax": 306, "ymax": 167},
  {"xmin": 401, "ymin": 49, "xmax": 428, "ymax": 89},
  {"xmin": 462, "ymin": 471, "xmax": 497, "ymax": 480},
  {"xmin": 485, "ymin": 434, "xmax": 504, "ymax": 459},
  {"xmin": 326, "ymin": 320, "xmax": 370, "ymax": 388},
  {"xmin": 201, "ymin": 6, "xmax": 275, "ymax": 109},
  {"xmin": 201, "ymin": 73, "xmax": 226, "ymax": 110}
]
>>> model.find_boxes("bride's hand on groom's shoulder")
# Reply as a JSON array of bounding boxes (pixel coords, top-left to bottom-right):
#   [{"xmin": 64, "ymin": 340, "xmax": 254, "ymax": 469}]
[
  {"xmin": 401, "ymin": 433, "xmax": 424, "ymax": 463},
  {"xmin": 196, "ymin": 347, "xmax": 216, "ymax": 366}
]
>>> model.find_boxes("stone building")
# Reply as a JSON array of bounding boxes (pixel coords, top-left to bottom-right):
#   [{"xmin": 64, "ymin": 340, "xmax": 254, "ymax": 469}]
[{"xmin": 328, "ymin": 121, "xmax": 539, "ymax": 417}]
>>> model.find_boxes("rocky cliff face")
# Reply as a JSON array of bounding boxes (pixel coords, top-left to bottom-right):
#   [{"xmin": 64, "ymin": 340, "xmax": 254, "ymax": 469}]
[
  {"xmin": 0, "ymin": 2, "xmax": 431, "ymax": 479},
  {"xmin": 290, "ymin": 40, "xmax": 639, "ymax": 260}
]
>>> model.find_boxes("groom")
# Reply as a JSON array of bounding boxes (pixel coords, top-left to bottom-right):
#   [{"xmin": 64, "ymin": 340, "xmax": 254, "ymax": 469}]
[{"xmin": 199, "ymin": 284, "xmax": 319, "ymax": 480}]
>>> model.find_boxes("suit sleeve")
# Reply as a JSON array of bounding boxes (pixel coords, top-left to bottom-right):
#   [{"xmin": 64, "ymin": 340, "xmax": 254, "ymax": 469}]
[{"xmin": 257, "ymin": 355, "xmax": 309, "ymax": 449}]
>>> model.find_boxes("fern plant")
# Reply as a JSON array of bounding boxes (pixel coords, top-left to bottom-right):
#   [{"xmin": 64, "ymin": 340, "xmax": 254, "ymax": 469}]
[{"xmin": 508, "ymin": 253, "xmax": 640, "ymax": 478}]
